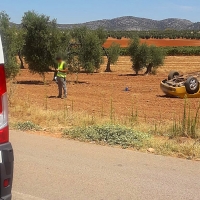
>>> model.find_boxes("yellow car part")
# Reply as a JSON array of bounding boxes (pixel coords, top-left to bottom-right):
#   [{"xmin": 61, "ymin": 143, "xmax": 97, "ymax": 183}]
[{"xmin": 160, "ymin": 81, "xmax": 200, "ymax": 98}]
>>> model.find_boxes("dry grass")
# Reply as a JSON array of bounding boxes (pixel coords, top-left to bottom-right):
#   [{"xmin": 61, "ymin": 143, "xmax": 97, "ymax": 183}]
[
  {"xmin": 147, "ymin": 137, "xmax": 200, "ymax": 159},
  {"xmin": 9, "ymin": 86, "xmax": 118, "ymax": 132},
  {"xmin": 158, "ymin": 56, "xmax": 200, "ymax": 74}
]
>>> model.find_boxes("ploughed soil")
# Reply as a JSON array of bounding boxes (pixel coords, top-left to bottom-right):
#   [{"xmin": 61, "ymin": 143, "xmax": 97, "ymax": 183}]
[
  {"xmin": 11, "ymin": 56, "xmax": 200, "ymax": 123},
  {"xmin": 103, "ymin": 37, "xmax": 200, "ymax": 48}
]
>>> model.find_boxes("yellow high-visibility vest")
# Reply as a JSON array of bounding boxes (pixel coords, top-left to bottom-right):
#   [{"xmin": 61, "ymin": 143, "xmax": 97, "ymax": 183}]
[{"xmin": 57, "ymin": 61, "xmax": 66, "ymax": 78}]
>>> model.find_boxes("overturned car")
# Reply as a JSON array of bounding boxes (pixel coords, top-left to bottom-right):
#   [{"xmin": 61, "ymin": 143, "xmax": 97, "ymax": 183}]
[{"xmin": 160, "ymin": 71, "xmax": 200, "ymax": 98}]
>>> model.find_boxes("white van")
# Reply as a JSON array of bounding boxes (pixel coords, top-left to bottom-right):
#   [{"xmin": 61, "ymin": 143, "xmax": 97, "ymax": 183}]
[{"xmin": 0, "ymin": 35, "xmax": 14, "ymax": 200}]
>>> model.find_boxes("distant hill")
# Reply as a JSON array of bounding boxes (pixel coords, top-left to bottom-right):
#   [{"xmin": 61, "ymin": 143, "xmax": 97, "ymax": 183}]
[
  {"xmin": 187, "ymin": 22, "xmax": 200, "ymax": 30},
  {"xmin": 57, "ymin": 16, "xmax": 198, "ymax": 31}
]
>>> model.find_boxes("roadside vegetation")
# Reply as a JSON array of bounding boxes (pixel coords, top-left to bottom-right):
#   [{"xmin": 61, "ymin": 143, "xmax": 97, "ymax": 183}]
[
  {"xmin": 14, "ymin": 121, "xmax": 41, "ymax": 131},
  {"xmin": 8, "ymin": 86, "xmax": 200, "ymax": 160}
]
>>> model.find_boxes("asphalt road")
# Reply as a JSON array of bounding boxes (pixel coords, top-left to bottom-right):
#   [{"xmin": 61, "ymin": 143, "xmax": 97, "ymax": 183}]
[{"xmin": 10, "ymin": 131, "xmax": 200, "ymax": 200}]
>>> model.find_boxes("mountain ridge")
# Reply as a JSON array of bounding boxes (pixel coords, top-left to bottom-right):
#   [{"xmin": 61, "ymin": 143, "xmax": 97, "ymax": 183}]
[{"xmin": 57, "ymin": 16, "xmax": 199, "ymax": 31}]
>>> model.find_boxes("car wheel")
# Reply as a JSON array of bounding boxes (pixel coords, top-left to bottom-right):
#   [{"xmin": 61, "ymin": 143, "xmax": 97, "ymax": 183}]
[
  {"xmin": 168, "ymin": 71, "xmax": 179, "ymax": 80},
  {"xmin": 185, "ymin": 76, "xmax": 199, "ymax": 94}
]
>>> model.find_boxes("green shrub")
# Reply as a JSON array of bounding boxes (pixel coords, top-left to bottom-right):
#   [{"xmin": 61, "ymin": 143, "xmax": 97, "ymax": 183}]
[
  {"xmin": 15, "ymin": 121, "xmax": 41, "ymax": 131},
  {"xmin": 63, "ymin": 124, "xmax": 150, "ymax": 149},
  {"xmin": 162, "ymin": 46, "xmax": 200, "ymax": 56}
]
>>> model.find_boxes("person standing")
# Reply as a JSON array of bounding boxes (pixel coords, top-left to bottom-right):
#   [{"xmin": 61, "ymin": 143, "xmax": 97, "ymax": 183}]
[{"xmin": 55, "ymin": 56, "xmax": 67, "ymax": 99}]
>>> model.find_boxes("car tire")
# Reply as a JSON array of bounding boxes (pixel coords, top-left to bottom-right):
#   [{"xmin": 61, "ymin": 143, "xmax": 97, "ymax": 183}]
[
  {"xmin": 168, "ymin": 71, "xmax": 179, "ymax": 80},
  {"xmin": 185, "ymin": 76, "xmax": 199, "ymax": 94}
]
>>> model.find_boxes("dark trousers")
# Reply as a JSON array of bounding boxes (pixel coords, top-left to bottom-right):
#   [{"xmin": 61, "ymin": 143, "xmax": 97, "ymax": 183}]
[{"xmin": 57, "ymin": 77, "xmax": 67, "ymax": 97}]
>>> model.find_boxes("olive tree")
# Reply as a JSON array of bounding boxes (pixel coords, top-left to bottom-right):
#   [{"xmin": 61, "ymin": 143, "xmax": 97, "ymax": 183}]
[
  {"xmin": 129, "ymin": 38, "xmax": 148, "ymax": 75},
  {"xmin": 129, "ymin": 37, "xmax": 165, "ymax": 75},
  {"xmin": 79, "ymin": 31, "xmax": 103, "ymax": 72},
  {"xmin": 103, "ymin": 43, "xmax": 120, "ymax": 72},
  {"xmin": 144, "ymin": 45, "xmax": 165, "ymax": 74},
  {"xmin": 0, "ymin": 11, "xmax": 19, "ymax": 78},
  {"xmin": 95, "ymin": 27, "xmax": 107, "ymax": 45},
  {"xmin": 66, "ymin": 42, "xmax": 82, "ymax": 83},
  {"xmin": 72, "ymin": 27, "xmax": 103, "ymax": 73},
  {"xmin": 22, "ymin": 11, "xmax": 67, "ymax": 77}
]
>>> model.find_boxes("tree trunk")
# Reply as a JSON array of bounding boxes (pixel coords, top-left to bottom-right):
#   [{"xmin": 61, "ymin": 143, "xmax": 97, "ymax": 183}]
[
  {"xmin": 145, "ymin": 63, "xmax": 153, "ymax": 74},
  {"xmin": 105, "ymin": 59, "xmax": 112, "ymax": 72},
  {"xmin": 18, "ymin": 50, "xmax": 25, "ymax": 69},
  {"xmin": 102, "ymin": 47, "xmax": 112, "ymax": 72},
  {"xmin": 42, "ymin": 74, "xmax": 46, "ymax": 84}
]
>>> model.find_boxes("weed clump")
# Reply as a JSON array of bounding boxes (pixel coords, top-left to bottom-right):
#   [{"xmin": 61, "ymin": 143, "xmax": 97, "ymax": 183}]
[
  {"xmin": 15, "ymin": 121, "xmax": 41, "ymax": 131},
  {"xmin": 169, "ymin": 99, "xmax": 200, "ymax": 139},
  {"xmin": 63, "ymin": 124, "xmax": 150, "ymax": 149}
]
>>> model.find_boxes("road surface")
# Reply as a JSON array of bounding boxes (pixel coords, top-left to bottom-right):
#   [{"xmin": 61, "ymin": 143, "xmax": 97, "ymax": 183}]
[{"xmin": 11, "ymin": 131, "xmax": 200, "ymax": 200}]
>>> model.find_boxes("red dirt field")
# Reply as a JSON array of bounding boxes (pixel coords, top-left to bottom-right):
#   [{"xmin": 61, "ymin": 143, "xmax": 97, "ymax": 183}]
[
  {"xmin": 9, "ymin": 56, "xmax": 200, "ymax": 124},
  {"xmin": 103, "ymin": 37, "xmax": 200, "ymax": 48}
]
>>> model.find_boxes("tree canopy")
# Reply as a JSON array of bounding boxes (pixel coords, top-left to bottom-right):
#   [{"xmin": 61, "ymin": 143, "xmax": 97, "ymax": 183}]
[
  {"xmin": 129, "ymin": 37, "xmax": 165, "ymax": 75},
  {"xmin": 21, "ymin": 11, "xmax": 69, "ymax": 75},
  {"xmin": 71, "ymin": 27, "xmax": 103, "ymax": 73},
  {"xmin": 0, "ymin": 11, "xmax": 19, "ymax": 78}
]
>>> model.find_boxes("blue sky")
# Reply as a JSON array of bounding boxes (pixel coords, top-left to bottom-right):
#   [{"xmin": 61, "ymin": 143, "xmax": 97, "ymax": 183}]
[{"xmin": 1, "ymin": 0, "xmax": 200, "ymax": 24}]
